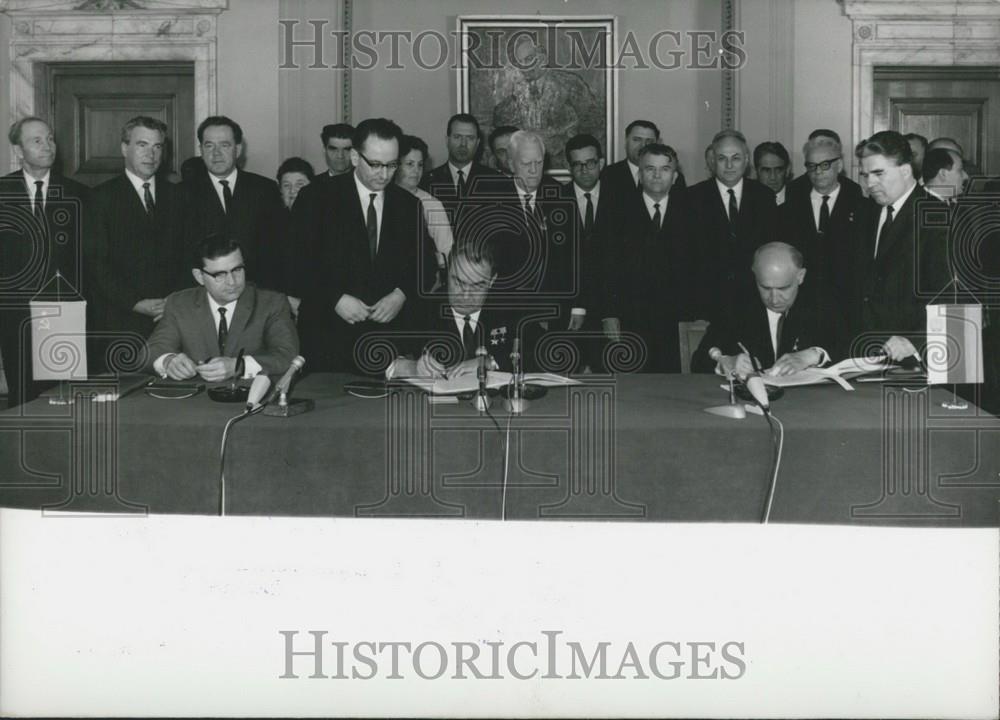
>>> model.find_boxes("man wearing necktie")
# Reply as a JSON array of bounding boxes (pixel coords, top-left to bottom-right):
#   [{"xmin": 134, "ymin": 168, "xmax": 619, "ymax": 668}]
[
  {"xmin": 182, "ymin": 116, "xmax": 286, "ymax": 295},
  {"xmin": 296, "ymin": 118, "xmax": 427, "ymax": 373},
  {"xmin": 559, "ymin": 134, "xmax": 608, "ymax": 360},
  {"xmin": 600, "ymin": 143, "xmax": 695, "ymax": 372},
  {"xmin": 688, "ymin": 129, "xmax": 780, "ymax": 325},
  {"xmin": 852, "ymin": 130, "xmax": 951, "ymax": 362},
  {"xmin": 84, "ymin": 116, "xmax": 187, "ymax": 373},
  {"xmin": 693, "ymin": 242, "xmax": 835, "ymax": 375},
  {"xmin": 388, "ymin": 241, "xmax": 518, "ymax": 379},
  {"xmin": 145, "ymin": 235, "xmax": 298, "ymax": 383},
  {"xmin": 419, "ymin": 114, "xmax": 508, "ymax": 248},
  {"xmin": 0, "ymin": 117, "xmax": 89, "ymax": 406},
  {"xmin": 778, "ymin": 135, "xmax": 864, "ymax": 344}
]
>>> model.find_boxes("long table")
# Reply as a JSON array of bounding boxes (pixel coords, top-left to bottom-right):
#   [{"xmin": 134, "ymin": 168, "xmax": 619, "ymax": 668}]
[{"xmin": 1, "ymin": 373, "xmax": 999, "ymax": 526}]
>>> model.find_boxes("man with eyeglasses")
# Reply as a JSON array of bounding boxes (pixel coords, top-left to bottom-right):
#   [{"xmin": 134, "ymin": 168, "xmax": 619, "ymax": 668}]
[
  {"xmin": 779, "ymin": 135, "xmax": 864, "ymax": 341},
  {"xmin": 389, "ymin": 240, "xmax": 519, "ymax": 378},
  {"xmin": 295, "ymin": 117, "xmax": 429, "ymax": 373},
  {"xmin": 145, "ymin": 235, "xmax": 298, "ymax": 382}
]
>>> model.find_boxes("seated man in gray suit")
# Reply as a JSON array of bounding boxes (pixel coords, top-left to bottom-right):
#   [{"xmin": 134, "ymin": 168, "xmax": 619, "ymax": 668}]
[{"xmin": 146, "ymin": 235, "xmax": 299, "ymax": 382}]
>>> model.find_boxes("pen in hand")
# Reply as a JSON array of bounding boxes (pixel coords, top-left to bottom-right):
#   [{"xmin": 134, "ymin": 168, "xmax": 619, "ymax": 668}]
[{"xmin": 737, "ymin": 342, "xmax": 763, "ymax": 374}]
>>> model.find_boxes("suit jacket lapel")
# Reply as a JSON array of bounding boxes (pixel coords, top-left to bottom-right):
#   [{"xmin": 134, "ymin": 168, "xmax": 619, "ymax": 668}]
[
  {"xmin": 194, "ymin": 290, "xmax": 218, "ymax": 358},
  {"xmin": 225, "ymin": 284, "xmax": 254, "ymax": 355}
]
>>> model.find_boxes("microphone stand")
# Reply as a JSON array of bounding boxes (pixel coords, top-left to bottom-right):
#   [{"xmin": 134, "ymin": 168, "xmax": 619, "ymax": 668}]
[
  {"xmin": 504, "ymin": 339, "xmax": 530, "ymax": 415},
  {"xmin": 473, "ymin": 346, "xmax": 491, "ymax": 413}
]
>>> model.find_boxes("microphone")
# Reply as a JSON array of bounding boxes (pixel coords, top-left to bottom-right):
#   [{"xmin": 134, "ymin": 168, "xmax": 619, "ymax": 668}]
[
  {"xmin": 245, "ymin": 374, "xmax": 271, "ymax": 411},
  {"xmin": 709, "ymin": 347, "xmax": 738, "ymax": 378},
  {"xmin": 273, "ymin": 355, "xmax": 305, "ymax": 405},
  {"xmin": 510, "ymin": 339, "xmax": 522, "ymax": 390},
  {"xmin": 745, "ymin": 373, "xmax": 770, "ymax": 412},
  {"xmin": 474, "ymin": 345, "xmax": 491, "ymax": 412}
]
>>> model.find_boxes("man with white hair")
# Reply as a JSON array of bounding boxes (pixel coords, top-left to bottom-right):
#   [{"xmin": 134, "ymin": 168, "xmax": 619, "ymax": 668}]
[
  {"xmin": 688, "ymin": 129, "xmax": 780, "ymax": 323},
  {"xmin": 499, "ymin": 129, "xmax": 582, "ymax": 368}
]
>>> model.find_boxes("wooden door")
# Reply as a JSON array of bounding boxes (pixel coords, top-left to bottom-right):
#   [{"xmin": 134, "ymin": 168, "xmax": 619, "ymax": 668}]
[
  {"xmin": 44, "ymin": 62, "xmax": 195, "ymax": 187},
  {"xmin": 873, "ymin": 66, "xmax": 1000, "ymax": 176}
]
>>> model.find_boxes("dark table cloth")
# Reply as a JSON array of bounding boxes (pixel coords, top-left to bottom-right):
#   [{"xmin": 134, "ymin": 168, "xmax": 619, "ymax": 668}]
[{"xmin": 1, "ymin": 374, "xmax": 998, "ymax": 526}]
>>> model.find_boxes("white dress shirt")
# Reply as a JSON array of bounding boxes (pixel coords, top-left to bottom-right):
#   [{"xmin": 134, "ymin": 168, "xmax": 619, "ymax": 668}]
[
  {"xmin": 716, "ymin": 178, "xmax": 744, "ymax": 219},
  {"xmin": 642, "ymin": 192, "xmax": 669, "ymax": 228},
  {"xmin": 124, "ymin": 168, "xmax": 155, "ymax": 208},
  {"xmin": 874, "ymin": 181, "xmax": 917, "ymax": 258},
  {"xmin": 809, "ymin": 184, "xmax": 842, "ymax": 231},
  {"xmin": 210, "ymin": 168, "xmax": 238, "ymax": 211},
  {"xmin": 354, "ymin": 172, "xmax": 384, "ymax": 247},
  {"xmin": 573, "ymin": 181, "xmax": 600, "ymax": 226},
  {"xmin": 22, "ymin": 169, "xmax": 50, "ymax": 213}
]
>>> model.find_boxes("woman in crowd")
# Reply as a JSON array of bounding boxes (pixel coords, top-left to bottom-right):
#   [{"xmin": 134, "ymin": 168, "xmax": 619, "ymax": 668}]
[
  {"xmin": 394, "ymin": 135, "xmax": 453, "ymax": 285},
  {"xmin": 276, "ymin": 156, "xmax": 314, "ymax": 210}
]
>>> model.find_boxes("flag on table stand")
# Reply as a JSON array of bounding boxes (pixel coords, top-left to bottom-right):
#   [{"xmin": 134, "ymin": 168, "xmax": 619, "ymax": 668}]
[
  {"xmin": 29, "ymin": 272, "xmax": 88, "ymax": 391},
  {"xmin": 926, "ymin": 304, "xmax": 983, "ymax": 385}
]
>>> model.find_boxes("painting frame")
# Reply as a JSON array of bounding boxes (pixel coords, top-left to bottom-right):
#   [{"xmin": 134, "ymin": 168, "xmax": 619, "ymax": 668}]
[{"xmin": 456, "ymin": 14, "xmax": 619, "ymax": 179}]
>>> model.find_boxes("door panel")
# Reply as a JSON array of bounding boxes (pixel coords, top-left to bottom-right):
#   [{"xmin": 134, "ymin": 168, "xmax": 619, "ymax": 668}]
[
  {"xmin": 873, "ymin": 66, "xmax": 1000, "ymax": 175},
  {"xmin": 47, "ymin": 62, "xmax": 194, "ymax": 187}
]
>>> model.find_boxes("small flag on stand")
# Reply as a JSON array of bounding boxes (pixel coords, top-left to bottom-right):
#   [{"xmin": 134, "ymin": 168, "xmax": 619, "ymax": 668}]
[{"xmin": 926, "ymin": 304, "xmax": 983, "ymax": 385}]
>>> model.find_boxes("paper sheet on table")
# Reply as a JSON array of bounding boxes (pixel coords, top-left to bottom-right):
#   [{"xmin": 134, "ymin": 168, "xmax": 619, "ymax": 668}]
[
  {"xmin": 400, "ymin": 371, "xmax": 579, "ymax": 395},
  {"xmin": 761, "ymin": 357, "xmax": 891, "ymax": 391}
]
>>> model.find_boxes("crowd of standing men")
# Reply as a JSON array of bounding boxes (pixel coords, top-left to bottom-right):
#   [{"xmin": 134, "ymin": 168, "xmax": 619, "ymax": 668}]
[{"xmin": 0, "ymin": 110, "xmax": 997, "ymax": 414}]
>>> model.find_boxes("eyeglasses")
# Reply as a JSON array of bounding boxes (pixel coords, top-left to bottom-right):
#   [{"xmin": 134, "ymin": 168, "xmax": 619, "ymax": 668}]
[
  {"xmin": 805, "ymin": 157, "xmax": 841, "ymax": 173},
  {"xmin": 357, "ymin": 151, "xmax": 400, "ymax": 173},
  {"xmin": 570, "ymin": 159, "xmax": 600, "ymax": 172},
  {"xmin": 201, "ymin": 265, "xmax": 245, "ymax": 281}
]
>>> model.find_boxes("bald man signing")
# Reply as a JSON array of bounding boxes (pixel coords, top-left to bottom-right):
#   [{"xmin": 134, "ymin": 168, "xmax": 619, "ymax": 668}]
[{"xmin": 692, "ymin": 241, "xmax": 839, "ymax": 376}]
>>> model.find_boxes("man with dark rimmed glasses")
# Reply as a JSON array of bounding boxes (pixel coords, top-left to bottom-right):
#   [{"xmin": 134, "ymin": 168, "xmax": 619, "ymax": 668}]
[
  {"xmin": 145, "ymin": 235, "xmax": 298, "ymax": 383},
  {"xmin": 294, "ymin": 117, "xmax": 433, "ymax": 374}
]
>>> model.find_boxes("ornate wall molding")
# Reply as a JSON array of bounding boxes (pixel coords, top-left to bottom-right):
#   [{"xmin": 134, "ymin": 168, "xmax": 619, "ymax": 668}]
[
  {"xmin": 721, "ymin": 0, "xmax": 739, "ymax": 131},
  {"xmin": 0, "ymin": 0, "xmax": 227, "ymax": 172},
  {"xmin": 843, "ymin": 0, "xmax": 1000, "ymax": 175}
]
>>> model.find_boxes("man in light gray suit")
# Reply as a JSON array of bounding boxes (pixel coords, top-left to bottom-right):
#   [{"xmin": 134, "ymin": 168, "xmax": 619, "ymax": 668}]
[{"xmin": 145, "ymin": 235, "xmax": 298, "ymax": 382}]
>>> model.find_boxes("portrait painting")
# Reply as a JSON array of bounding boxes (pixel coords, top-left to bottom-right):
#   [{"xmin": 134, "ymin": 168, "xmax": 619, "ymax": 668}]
[{"xmin": 457, "ymin": 16, "xmax": 618, "ymax": 177}]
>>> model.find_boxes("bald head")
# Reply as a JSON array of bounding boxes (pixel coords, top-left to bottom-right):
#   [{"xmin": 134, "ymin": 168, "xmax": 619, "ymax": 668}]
[{"xmin": 752, "ymin": 242, "xmax": 806, "ymax": 313}]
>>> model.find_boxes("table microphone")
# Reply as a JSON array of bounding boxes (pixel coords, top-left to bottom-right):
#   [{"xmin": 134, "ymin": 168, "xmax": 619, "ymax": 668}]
[
  {"xmin": 245, "ymin": 374, "xmax": 271, "ymax": 411},
  {"xmin": 266, "ymin": 355, "xmax": 305, "ymax": 406},
  {"xmin": 474, "ymin": 346, "xmax": 491, "ymax": 412}
]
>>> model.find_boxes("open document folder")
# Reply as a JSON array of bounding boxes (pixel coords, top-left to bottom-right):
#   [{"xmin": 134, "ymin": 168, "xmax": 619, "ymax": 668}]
[
  {"xmin": 760, "ymin": 356, "xmax": 892, "ymax": 391},
  {"xmin": 399, "ymin": 371, "xmax": 580, "ymax": 396}
]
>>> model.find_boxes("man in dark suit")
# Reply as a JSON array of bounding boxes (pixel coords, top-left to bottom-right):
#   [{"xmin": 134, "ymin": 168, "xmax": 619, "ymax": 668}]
[
  {"xmin": 601, "ymin": 143, "xmax": 692, "ymax": 373},
  {"xmin": 692, "ymin": 242, "xmax": 836, "ymax": 374},
  {"xmin": 497, "ymin": 130, "xmax": 581, "ymax": 370},
  {"xmin": 787, "ymin": 128, "xmax": 859, "ymax": 197},
  {"xmin": 297, "ymin": 117, "xmax": 427, "ymax": 373},
  {"xmin": 390, "ymin": 240, "xmax": 520, "ymax": 378},
  {"xmin": 560, "ymin": 133, "xmax": 610, "ymax": 332},
  {"xmin": 780, "ymin": 135, "xmax": 865, "ymax": 341},
  {"xmin": 600, "ymin": 119, "xmax": 685, "ymax": 208},
  {"xmin": 420, "ymin": 113, "xmax": 510, "ymax": 248},
  {"xmin": 183, "ymin": 116, "xmax": 286, "ymax": 292},
  {"xmin": 852, "ymin": 130, "xmax": 951, "ymax": 361},
  {"xmin": 0, "ymin": 117, "xmax": 89, "ymax": 406},
  {"xmin": 84, "ymin": 115, "xmax": 188, "ymax": 373},
  {"xmin": 145, "ymin": 235, "xmax": 298, "ymax": 382},
  {"xmin": 688, "ymin": 129, "xmax": 780, "ymax": 323}
]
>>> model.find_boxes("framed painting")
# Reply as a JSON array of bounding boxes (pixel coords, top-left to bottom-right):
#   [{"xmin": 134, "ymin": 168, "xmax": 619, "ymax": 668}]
[{"xmin": 456, "ymin": 15, "xmax": 618, "ymax": 178}]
